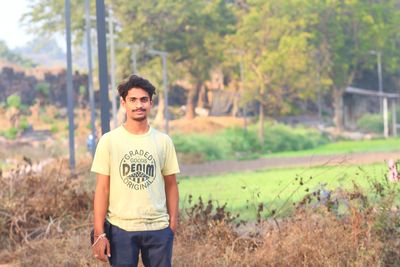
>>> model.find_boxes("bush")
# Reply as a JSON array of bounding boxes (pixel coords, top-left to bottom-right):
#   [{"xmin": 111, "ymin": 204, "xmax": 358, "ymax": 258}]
[
  {"xmin": 173, "ymin": 134, "xmax": 229, "ymax": 162},
  {"xmin": 2, "ymin": 127, "xmax": 18, "ymax": 139},
  {"xmin": 173, "ymin": 122, "xmax": 329, "ymax": 161},
  {"xmin": 357, "ymin": 113, "xmax": 383, "ymax": 133},
  {"xmin": 50, "ymin": 124, "xmax": 59, "ymax": 133},
  {"xmin": 36, "ymin": 82, "xmax": 50, "ymax": 97},
  {"xmin": 18, "ymin": 117, "xmax": 30, "ymax": 132},
  {"xmin": 224, "ymin": 127, "xmax": 261, "ymax": 158},
  {"xmin": 263, "ymin": 123, "xmax": 328, "ymax": 153},
  {"xmin": 6, "ymin": 94, "xmax": 21, "ymax": 109}
]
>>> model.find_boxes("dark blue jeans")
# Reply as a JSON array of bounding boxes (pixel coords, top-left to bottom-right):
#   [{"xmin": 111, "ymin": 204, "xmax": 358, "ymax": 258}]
[{"xmin": 106, "ymin": 220, "xmax": 174, "ymax": 267}]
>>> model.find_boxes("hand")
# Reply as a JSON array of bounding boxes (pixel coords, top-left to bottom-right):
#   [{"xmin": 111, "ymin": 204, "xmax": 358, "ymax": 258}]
[
  {"xmin": 169, "ymin": 220, "xmax": 177, "ymax": 234},
  {"xmin": 92, "ymin": 236, "xmax": 111, "ymax": 262}
]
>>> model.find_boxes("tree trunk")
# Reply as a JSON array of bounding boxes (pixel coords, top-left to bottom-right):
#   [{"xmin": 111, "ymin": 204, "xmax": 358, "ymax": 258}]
[
  {"xmin": 185, "ymin": 83, "xmax": 201, "ymax": 119},
  {"xmin": 231, "ymin": 87, "xmax": 240, "ymax": 117},
  {"xmin": 197, "ymin": 85, "xmax": 207, "ymax": 108},
  {"xmin": 258, "ymin": 102, "xmax": 265, "ymax": 147},
  {"xmin": 333, "ymin": 87, "xmax": 344, "ymax": 132},
  {"xmin": 154, "ymin": 92, "xmax": 165, "ymax": 124}
]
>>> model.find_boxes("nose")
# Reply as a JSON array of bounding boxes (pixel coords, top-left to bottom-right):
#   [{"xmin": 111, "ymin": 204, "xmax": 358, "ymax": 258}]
[{"xmin": 134, "ymin": 101, "xmax": 143, "ymax": 109}]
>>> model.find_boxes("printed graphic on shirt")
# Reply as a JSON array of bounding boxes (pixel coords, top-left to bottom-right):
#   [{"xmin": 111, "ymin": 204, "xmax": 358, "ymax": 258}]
[{"xmin": 119, "ymin": 149, "xmax": 156, "ymax": 190}]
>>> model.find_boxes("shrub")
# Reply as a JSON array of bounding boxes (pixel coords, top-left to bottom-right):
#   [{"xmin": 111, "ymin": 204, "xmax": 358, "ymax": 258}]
[
  {"xmin": 224, "ymin": 127, "xmax": 261, "ymax": 158},
  {"xmin": 172, "ymin": 122, "xmax": 329, "ymax": 162},
  {"xmin": 50, "ymin": 124, "xmax": 59, "ymax": 133},
  {"xmin": 18, "ymin": 117, "xmax": 30, "ymax": 132},
  {"xmin": 36, "ymin": 82, "xmax": 50, "ymax": 97},
  {"xmin": 3, "ymin": 127, "xmax": 18, "ymax": 139},
  {"xmin": 173, "ymin": 134, "xmax": 229, "ymax": 162},
  {"xmin": 262, "ymin": 122, "xmax": 328, "ymax": 153},
  {"xmin": 357, "ymin": 113, "xmax": 383, "ymax": 133},
  {"xmin": 40, "ymin": 113, "xmax": 54, "ymax": 124},
  {"xmin": 6, "ymin": 94, "xmax": 21, "ymax": 109}
]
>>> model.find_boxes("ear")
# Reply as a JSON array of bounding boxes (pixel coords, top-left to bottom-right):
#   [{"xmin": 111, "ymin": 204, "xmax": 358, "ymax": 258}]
[{"xmin": 120, "ymin": 97, "xmax": 125, "ymax": 108}]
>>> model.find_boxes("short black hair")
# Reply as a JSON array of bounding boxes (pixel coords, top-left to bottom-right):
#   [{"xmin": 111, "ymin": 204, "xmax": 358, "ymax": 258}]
[{"xmin": 117, "ymin": 74, "xmax": 156, "ymax": 101}]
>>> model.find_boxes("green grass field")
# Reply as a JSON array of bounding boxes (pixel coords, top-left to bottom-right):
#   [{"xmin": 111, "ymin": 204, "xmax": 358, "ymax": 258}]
[
  {"xmin": 266, "ymin": 137, "xmax": 400, "ymax": 158},
  {"xmin": 178, "ymin": 162, "xmax": 399, "ymax": 220}
]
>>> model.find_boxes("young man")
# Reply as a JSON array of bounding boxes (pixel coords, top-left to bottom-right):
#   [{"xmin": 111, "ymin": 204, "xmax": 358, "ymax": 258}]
[{"xmin": 91, "ymin": 75, "xmax": 180, "ymax": 267}]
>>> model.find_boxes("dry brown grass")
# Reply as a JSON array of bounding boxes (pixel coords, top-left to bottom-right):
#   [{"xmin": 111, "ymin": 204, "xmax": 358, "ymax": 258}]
[
  {"xmin": 168, "ymin": 116, "xmax": 246, "ymax": 134},
  {"xmin": 1, "ymin": 159, "xmax": 399, "ymax": 267}
]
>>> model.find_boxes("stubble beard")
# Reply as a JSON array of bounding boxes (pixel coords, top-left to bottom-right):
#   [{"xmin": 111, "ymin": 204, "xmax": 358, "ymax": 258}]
[
  {"xmin": 129, "ymin": 108, "xmax": 147, "ymax": 122},
  {"xmin": 131, "ymin": 116, "xmax": 147, "ymax": 122}
]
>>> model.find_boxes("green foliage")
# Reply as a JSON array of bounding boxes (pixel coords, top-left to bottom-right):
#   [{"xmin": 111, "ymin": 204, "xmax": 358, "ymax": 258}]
[
  {"xmin": 40, "ymin": 113, "xmax": 54, "ymax": 124},
  {"xmin": 0, "ymin": 40, "xmax": 36, "ymax": 67},
  {"xmin": 2, "ymin": 127, "xmax": 18, "ymax": 139},
  {"xmin": 263, "ymin": 123, "xmax": 328, "ymax": 153},
  {"xmin": 311, "ymin": 0, "xmax": 400, "ymax": 129},
  {"xmin": 224, "ymin": 127, "xmax": 261, "ymax": 157},
  {"xmin": 231, "ymin": 0, "xmax": 317, "ymax": 115},
  {"xmin": 173, "ymin": 123, "xmax": 328, "ymax": 161},
  {"xmin": 79, "ymin": 85, "xmax": 86, "ymax": 96},
  {"xmin": 22, "ymin": 0, "xmax": 400, "ymax": 128},
  {"xmin": 36, "ymin": 82, "xmax": 51, "ymax": 97},
  {"xmin": 18, "ymin": 117, "xmax": 30, "ymax": 132},
  {"xmin": 356, "ymin": 113, "xmax": 383, "ymax": 133},
  {"xmin": 50, "ymin": 123, "xmax": 59, "ymax": 133},
  {"xmin": 6, "ymin": 94, "xmax": 21, "ymax": 109},
  {"xmin": 173, "ymin": 133, "xmax": 229, "ymax": 161}
]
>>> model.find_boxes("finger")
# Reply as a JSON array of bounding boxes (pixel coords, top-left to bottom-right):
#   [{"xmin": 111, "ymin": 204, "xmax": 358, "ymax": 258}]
[
  {"xmin": 106, "ymin": 240, "xmax": 111, "ymax": 257},
  {"xmin": 99, "ymin": 244, "xmax": 108, "ymax": 262},
  {"xmin": 94, "ymin": 245, "xmax": 106, "ymax": 262}
]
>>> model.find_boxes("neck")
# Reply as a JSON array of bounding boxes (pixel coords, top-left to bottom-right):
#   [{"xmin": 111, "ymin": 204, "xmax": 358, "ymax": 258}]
[{"xmin": 123, "ymin": 119, "xmax": 149, "ymax": 134}]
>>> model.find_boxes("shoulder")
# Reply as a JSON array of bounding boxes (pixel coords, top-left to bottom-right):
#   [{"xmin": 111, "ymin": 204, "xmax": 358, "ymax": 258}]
[
  {"xmin": 97, "ymin": 127, "xmax": 123, "ymax": 145},
  {"xmin": 102, "ymin": 126, "xmax": 123, "ymax": 139},
  {"xmin": 151, "ymin": 128, "xmax": 174, "ymax": 144}
]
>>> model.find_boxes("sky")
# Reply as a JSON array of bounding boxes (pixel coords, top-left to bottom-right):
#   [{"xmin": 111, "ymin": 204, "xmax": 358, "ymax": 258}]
[{"xmin": 0, "ymin": 0, "xmax": 33, "ymax": 49}]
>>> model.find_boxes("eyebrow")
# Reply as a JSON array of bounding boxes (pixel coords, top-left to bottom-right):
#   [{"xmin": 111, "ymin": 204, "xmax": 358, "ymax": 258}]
[{"xmin": 129, "ymin": 96, "xmax": 149, "ymax": 100}]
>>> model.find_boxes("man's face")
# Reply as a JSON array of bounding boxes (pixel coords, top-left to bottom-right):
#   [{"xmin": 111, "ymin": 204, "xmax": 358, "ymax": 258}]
[{"xmin": 121, "ymin": 87, "xmax": 153, "ymax": 122}]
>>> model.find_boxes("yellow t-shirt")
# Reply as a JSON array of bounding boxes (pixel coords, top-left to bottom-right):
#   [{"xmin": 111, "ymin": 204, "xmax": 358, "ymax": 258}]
[{"xmin": 91, "ymin": 126, "xmax": 180, "ymax": 231}]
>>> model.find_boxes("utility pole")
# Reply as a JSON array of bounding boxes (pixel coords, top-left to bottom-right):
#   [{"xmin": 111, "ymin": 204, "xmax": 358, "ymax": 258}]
[
  {"xmin": 85, "ymin": 0, "xmax": 96, "ymax": 156},
  {"xmin": 65, "ymin": 0, "xmax": 75, "ymax": 169},
  {"xmin": 377, "ymin": 51, "xmax": 383, "ymax": 105},
  {"xmin": 95, "ymin": 0, "xmax": 110, "ymax": 134},
  {"xmin": 392, "ymin": 99, "xmax": 397, "ymax": 137},
  {"xmin": 370, "ymin": 50, "xmax": 386, "ymax": 137},
  {"xmin": 108, "ymin": 4, "xmax": 118, "ymax": 129},
  {"xmin": 370, "ymin": 50, "xmax": 383, "ymax": 113},
  {"xmin": 383, "ymin": 97, "xmax": 389, "ymax": 138},
  {"xmin": 148, "ymin": 49, "xmax": 169, "ymax": 134},
  {"xmin": 228, "ymin": 49, "xmax": 247, "ymax": 131},
  {"xmin": 239, "ymin": 57, "xmax": 247, "ymax": 131}
]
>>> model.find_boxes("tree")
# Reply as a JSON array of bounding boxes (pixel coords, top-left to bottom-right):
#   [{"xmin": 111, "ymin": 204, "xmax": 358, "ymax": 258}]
[
  {"xmin": 113, "ymin": 0, "xmax": 236, "ymax": 119},
  {"xmin": 0, "ymin": 41, "xmax": 36, "ymax": 67},
  {"xmin": 229, "ymin": 0, "xmax": 317, "ymax": 145},
  {"xmin": 312, "ymin": 0, "xmax": 400, "ymax": 131},
  {"xmin": 24, "ymin": 0, "xmax": 237, "ymax": 120}
]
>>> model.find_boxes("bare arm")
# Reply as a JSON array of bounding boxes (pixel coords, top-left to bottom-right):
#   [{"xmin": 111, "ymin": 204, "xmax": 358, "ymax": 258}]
[
  {"xmin": 93, "ymin": 173, "xmax": 110, "ymax": 261},
  {"xmin": 164, "ymin": 174, "xmax": 179, "ymax": 233}
]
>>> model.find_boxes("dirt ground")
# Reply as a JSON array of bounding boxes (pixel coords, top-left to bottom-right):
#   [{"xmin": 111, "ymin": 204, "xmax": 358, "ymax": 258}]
[{"xmin": 180, "ymin": 151, "xmax": 400, "ymax": 177}]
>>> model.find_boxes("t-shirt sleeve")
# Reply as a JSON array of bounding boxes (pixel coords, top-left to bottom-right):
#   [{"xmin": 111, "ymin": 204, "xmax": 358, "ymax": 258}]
[
  {"xmin": 91, "ymin": 133, "xmax": 110, "ymax": 175},
  {"xmin": 162, "ymin": 136, "xmax": 180, "ymax": 176}
]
